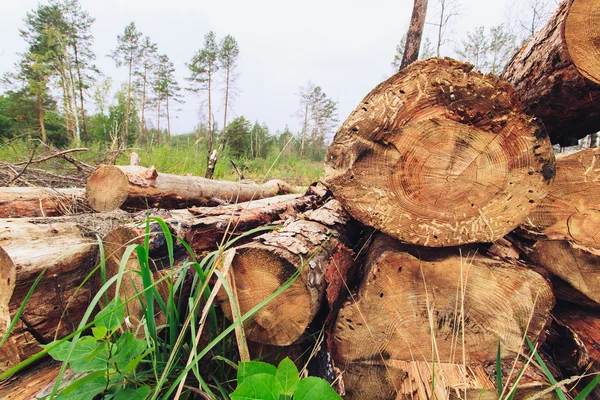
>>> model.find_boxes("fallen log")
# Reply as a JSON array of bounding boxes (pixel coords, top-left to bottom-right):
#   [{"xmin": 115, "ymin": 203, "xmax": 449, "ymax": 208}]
[
  {"xmin": 0, "ymin": 212, "xmax": 131, "ymax": 362},
  {"xmin": 520, "ymin": 148, "xmax": 600, "ymax": 247},
  {"xmin": 86, "ymin": 165, "xmax": 293, "ymax": 212},
  {"xmin": 0, "ymin": 187, "xmax": 87, "ymax": 218},
  {"xmin": 0, "ymin": 247, "xmax": 17, "ymax": 374},
  {"xmin": 501, "ymin": 0, "xmax": 600, "ymax": 146},
  {"xmin": 330, "ymin": 233, "xmax": 554, "ymax": 399},
  {"xmin": 326, "ymin": 57, "xmax": 555, "ymax": 247},
  {"xmin": 217, "ymin": 199, "xmax": 356, "ymax": 346},
  {"xmin": 0, "ymin": 360, "xmax": 74, "ymax": 400},
  {"xmin": 549, "ymin": 306, "xmax": 600, "ymax": 400}
]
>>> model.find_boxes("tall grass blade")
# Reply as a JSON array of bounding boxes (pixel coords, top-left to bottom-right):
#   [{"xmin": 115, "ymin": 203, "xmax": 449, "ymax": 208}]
[{"xmin": 525, "ymin": 336, "xmax": 568, "ymax": 400}]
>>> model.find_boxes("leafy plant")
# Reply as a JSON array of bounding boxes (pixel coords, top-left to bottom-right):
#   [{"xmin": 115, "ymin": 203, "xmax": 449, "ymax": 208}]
[{"xmin": 230, "ymin": 357, "xmax": 341, "ymax": 400}]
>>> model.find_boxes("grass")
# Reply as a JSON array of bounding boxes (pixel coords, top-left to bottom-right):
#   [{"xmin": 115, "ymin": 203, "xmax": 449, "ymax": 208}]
[{"xmin": 0, "ymin": 139, "xmax": 325, "ymax": 186}]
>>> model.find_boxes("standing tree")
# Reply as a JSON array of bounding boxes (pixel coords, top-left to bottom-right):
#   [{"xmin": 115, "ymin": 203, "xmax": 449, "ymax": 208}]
[
  {"xmin": 55, "ymin": 0, "xmax": 96, "ymax": 144},
  {"xmin": 400, "ymin": 0, "xmax": 428, "ymax": 69},
  {"xmin": 296, "ymin": 81, "xmax": 315, "ymax": 156},
  {"xmin": 391, "ymin": 33, "xmax": 407, "ymax": 71},
  {"xmin": 154, "ymin": 54, "xmax": 182, "ymax": 142},
  {"xmin": 218, "ymin": 34, "xmax": 239, "ymax": 150},
  {"xmin": 109, "ymin": 22, "xmax": 142, "ymax": 145},
  {"xmin": 420, "ymin": 36, "xmax": 436, "ymax": 59},
  {"xmin": 487, "ymin": 24, "xmax": 515, "ymax": 74},
  {"xmin": 136, "ymin": 36, "xmax": 158, "ymax": 143},
  {"xmin": 456, "ymin": 26, "xmax": 489, "ymax": 71},
  {"xmin": 187, "ymin": 31, "xmax": 220, "ymax": 178},
  {"xmin": 91, "ymin": 77, "xmax": 111, "ymax": 143},
  {"xmin": 429, "ymin": 0, "xmax": 461, "ymax": 57}
]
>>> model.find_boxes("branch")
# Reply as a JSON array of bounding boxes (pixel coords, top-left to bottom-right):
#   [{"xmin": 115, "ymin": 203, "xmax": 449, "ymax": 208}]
[{"xmin": 8, "ymin": 148, "xmax": 89, "ymax": 167}]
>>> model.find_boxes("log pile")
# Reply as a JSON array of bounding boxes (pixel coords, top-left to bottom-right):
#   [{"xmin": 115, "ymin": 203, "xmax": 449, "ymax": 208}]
[{"xmin": 2, "ymin": 6, "xmax": 600, "ymax": 396}]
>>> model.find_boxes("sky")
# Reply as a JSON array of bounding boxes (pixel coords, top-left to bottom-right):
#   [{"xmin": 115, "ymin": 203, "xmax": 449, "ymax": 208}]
[{"xmin": 0, "ymin": 0, "xmax": 551, "ymax": 137}]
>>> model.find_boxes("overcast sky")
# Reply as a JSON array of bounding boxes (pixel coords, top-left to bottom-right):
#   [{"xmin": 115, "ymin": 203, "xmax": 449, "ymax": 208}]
[{"xmin": 0, "ymin": 0, "xmax": 554, "ymax": 136}]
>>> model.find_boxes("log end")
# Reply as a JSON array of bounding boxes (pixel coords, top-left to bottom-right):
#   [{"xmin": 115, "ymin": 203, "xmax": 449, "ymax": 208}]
[
  {"xmin": 86, "ymin": 165, "xmax": 130, "ymax": 212},
  {"xmin": 565, "ymin": 0, "xmax": 600, "ymax": 84},
  {"xmin": 326, "ymin": 57, "xmax": 555, "ymax": 246},
  {"xmin": 218, "ymin": 247, "xmax": 315, "ymax": 346}
]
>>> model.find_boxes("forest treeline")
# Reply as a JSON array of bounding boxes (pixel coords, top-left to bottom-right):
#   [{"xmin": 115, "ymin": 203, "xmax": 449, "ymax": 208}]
[{"xmin": 0, "ymin": 0, "xmax": 557, "ymax": 175}]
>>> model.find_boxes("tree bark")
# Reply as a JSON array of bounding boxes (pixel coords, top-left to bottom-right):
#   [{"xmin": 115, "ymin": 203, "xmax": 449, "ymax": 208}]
[
  {"xmin": 73, "ymin": 43, "xmax": 88, "ymax": 144},
  {"xmin": 0, "ymin": 360, "xmax": 73, "ymax": 399},
  {"xmin": 86, "ymin": 165, "xmax": 293, "ymax": 212},
  {"xmin": 550, "ymin": 306, "xmax": 600, "ymax": 400},
  {"xmin": 400, "ymin": 0, "xmax": 428, "ymax": 70},
  {"xmin": 501, "ymin": 0, "xmax": 600, "ymax": 146},
  {"xmin": 37, "ymin": 94, "xmax": 46, "ymax": 144},
  {"xmin": 330, "ymin": 233, "xmax": 554, "ymax": 399},
  {"xmin": 0, "ymin": 212, "xmax": 131, "ymax": 362},
  {"xmin": 206, "ymin": 70, "xmax": 214, "ymax": 178},
  {"xmin": 0, "ymin": 247, "xmax": 17, "ymax": 374},
  {"xmin": 217, "ymin": 199, "xmax": 356, "ymax": 346},
  {"xmin": 125, "ymin": 58, "xmax": 133, "ymax": 144},
  {"xmin": 520, "ymin": 148, "xmax": 600, "ymax": 247},
  {"xmin": 0, "ymin": 187, "xmax": 87, "ymax": 218},
  {"xmin": 326, "ymin": 58, "xmax": 555, "ymax": 247}
]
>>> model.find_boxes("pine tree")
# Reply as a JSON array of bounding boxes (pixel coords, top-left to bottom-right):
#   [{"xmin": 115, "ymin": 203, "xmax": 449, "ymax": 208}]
[
  {"xmin": 218, "ymin": 34, "xmax": 239, "ymax": 150},
  {"xmin": 296, "ymin": 81, "xmax": 315, "ymax": 157},
  {"xmin": 487, "ymin": 24, "xmax": 515, "ymax": 75},
  {"xmin": 391, "ymin": 34, "xmax": 407, "ymax": 71},
  {"xmin": 154, "ymin": 54, "xmax": 182, "ymax": 142},
  {"xmin": 136, "ymin": 36, "xmax": 158, "ymax": 143},
  {"xmin": 187, "ymin": 31, "xmax": 220, "ymax": 178},
  {"xmin": 109, "ymin": 22, "xmax": 142, "ymax": 145},
  {"xmin": 456, "ymin": 26, "xmax": 489, "ymax": 71}
]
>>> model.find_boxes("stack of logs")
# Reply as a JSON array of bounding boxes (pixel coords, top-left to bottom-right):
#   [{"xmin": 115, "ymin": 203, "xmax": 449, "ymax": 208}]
[{"xmin": 1, "ymin": 0, "xmax": 600, "ymax": 398}]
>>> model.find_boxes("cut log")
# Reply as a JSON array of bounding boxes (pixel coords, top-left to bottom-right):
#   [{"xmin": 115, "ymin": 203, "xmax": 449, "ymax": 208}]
[
  {"xmin": 217, "ymin": 199, "xmax": 356, "ymax": 346},
  {"xmin": 528, "ymin": 240, "xmax": 600, "ymax": 307},
  {"xmin": 0, "ymin": 212, "xmax": 131, "ymax": 362},
  {"xmin": 326, "ymin": 57, "xmax": 555, "ymax": 247},
  {"xmin": 0, "ymin": 247, "xmax": 17, "ymax": 374},
  {"xmin": 501, "ymin": 0, "xmax": 600, "ymax": 146},
  {"xmin": 520, "ymin": 148, "xmax": 600, "ymax": 247},
  {"xmin": 86, "ymin": 165, "xmax": 293, "ymax": 212},
  {"xmin": 0, "ymin": 187, "xmax": 87, "ymax": 218},
  {"xmin": 0, "ymin": 360, "xmax": 75, "ymax": 400},
  {"xmin": 549, "ymin": 306, "xmax": 600, "ymax": 400},
  {"xmin": 330, "ymin": 233, "xmax": 554, "ymax": 399}
]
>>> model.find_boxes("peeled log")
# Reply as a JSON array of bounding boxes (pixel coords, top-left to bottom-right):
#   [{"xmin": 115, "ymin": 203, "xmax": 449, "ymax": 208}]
[
  {"xmin": 0, "ymin": 187, "xmax": 87, "ymax": 218},
  {"xmin": 331, "ymin": 233, "xmax": 554, "ymax": 399},
  {"xmin": 0, "ymin": 212, "xmax": 131, "ymax": 362},
  {"xmin": 326, "ymin": 58, "xmax": 555, "ymax": 247},
  {"xmin": 520, "ymin": 148, "xmax": 600, "ymax": 247},
  {"xmin": 501, "ymin": 0, "xmax": 600, "ymax": 146},
  {"xmin": 86, "ymin": 165, "xmax": 292, "ymax": 212},
  {"xmin": 218, "ymin": 200, "xmax": 356, "ymax": 346}
]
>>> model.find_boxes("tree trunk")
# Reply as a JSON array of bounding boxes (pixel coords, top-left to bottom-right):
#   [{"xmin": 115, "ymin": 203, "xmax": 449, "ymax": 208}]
[
  {"xmin": 520, "ymin": 148, "xmax": 600, "ymax": 247},
  {"xmin": 0, "ymin": 360, "xmax": 73, "ymax": 399},
  {"xmin": 166, "ymin": 93, "xmax": 171, "ymax": 143},
  {"xmin": 37, "ymin": 94, "xmax": 46, "ymax": 144},
  {"xmin": 221, "ymin": 67, "xmax": 230, "ymax": 151},
  {"xmin": 73, "ymin": 43, "xmax": 88, "ymax": 145},
  {"xmin": 140, "ymin": 67, "xmax": 148, "ymax": 144},
  {"xmin": 0, "ymin": 212, "xmax": 131, "ymax": 362},
  {"xmin": 86, "ymin": 165, "xmax": 293, "ymax": 212},
  {"xmin": 217, "ymin": 199, "xmax": 356, "ymax": 346},
  {"xmin": 125, "ymin": 58, "xmax": 133, "ymax": 144},
  {"xmin": 206, "ymin": 71, "xmax": 214, "ymax": 179},
  {"xmin": 400, "ymin": 0, "xmax": 428, "ymax": 70},
  {"xmin": 330, "ymin": 233, "xmax": 555, "ymax": 399},
  {"xmin": 0, "ymin": 187, "xmax": 86, "ymax": 218},
  {"xmin": 0, "ymin": 247, "xmax": 17, "ymax": 374},
  {"xmin": 326, "ymin": 58, "xmax": 555, "ymax": 247},
  {"xmin": 156, "ymin": 97, "xmax": 161, "ymax": 146},
  {"xmin": 501, "ymin": 0, "xmax": 600, "ymax": 146},
  {"xmin": 301, "ymin": 100, "xmax": 309, "ymax": 157},
  {"xmin": 550, "ymin": 306, "xmax": 600, "ymax": 400}
]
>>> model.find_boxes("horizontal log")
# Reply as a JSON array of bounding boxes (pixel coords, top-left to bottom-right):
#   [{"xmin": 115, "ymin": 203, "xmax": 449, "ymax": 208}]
[
  {"xmin": 217, "ymin": 199, "xmax": 356, "ymax": 346},
  {"xmin": 326, "ymin": 57, "xmax": 555, "ymax": 247},
  {"xmin": 86, "ymin": 165, "xmax": 293, "ymax": 212},
  {"xmin": 501, "ymin": 0, "xmax": 600, "ymax": 146},
  {"xmin": 0, "ymin": 187, "xmax": 87, "ymax": 218},
  {"xmin": 331, "ymin": 233, "xmax": 555, "ymax": 399}
]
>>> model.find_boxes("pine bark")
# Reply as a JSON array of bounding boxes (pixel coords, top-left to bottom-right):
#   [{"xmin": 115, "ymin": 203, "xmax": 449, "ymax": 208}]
[
  {"xmin": 86, "ymin": 165, "xmax": 293, "ymax": 212},
  {"xmin": 501, "ymin": 0, "xmax": 600, "ymax": 146},
  {"xmin": 37, "ymin": 94, "xmax": 46, "ymax": 144},
  {"xmin": 217, "ymin": 199, "xmax": 356, "ymax": 346},
  {"xmin": 400, "ymin": 0, "xmax": 428, "ymax": 69},
  {"xmin": 0, "ymin": 187, "xmax": 87, "ymax": 218},
  {"xmin": 326, "ymin": 58, "xmax": 555, "ymax": 247},
  {"xmin": 330, "ymin": 233, "xmax": 554, "ymax": 399}
]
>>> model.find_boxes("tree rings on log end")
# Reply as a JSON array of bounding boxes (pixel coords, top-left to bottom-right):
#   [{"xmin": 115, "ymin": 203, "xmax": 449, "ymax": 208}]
[
  {"xmin": 326, "ymin": 57, "xmax": 555, "ymax": 247},
  {"xmin": 565, "ymin": 0, "xmax": 600, "ymax": 84},
  {"xmin": 86, "ymin": 165, "xmax": 129, "ymax": 212},
  {"xmin": 217, "ymin": 247, "xmax": 314, "ymax": 346}
]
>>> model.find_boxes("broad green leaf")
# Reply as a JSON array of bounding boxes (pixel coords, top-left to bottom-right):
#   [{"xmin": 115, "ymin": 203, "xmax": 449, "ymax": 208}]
[
  {"xmin": 230, "ymin": 373, "xmax": 282, "ymax": 400},
  {"xmin": 111, "ymin": 332, "xmax": 148, "ymax": 369},
  {"xmin": 113, "ymin": 386, "xmax": 152, "ymax": 400},
  {"xmin": 44, "ymin": 336, "xmax": 109, "ymax": 372},
  {"xmin": 54, "ymin": 370, "xmax": 107, "ymax": 400},
  {"xmin": 95, "ymin": 298, "xmax": 125, "ymax": 331},
  {"xmin": 92, "ymin": 326, "xmax": 108, "ymax": 340},
  {"xmin": 276, "ymin": 357, "xmax": 299, "ymax": 395},
  {"xmin": 293, "ymin": 377, "xmax": 342, "ymax": 400},
  {"xmin": 237, "ymin": 361, "xmax": 277, "ymax": 386}
]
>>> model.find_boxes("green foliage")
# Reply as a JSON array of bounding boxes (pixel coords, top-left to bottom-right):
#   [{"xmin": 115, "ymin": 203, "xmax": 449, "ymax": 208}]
[{"xmin": 231, "ymin": 358, "xmax": 341, "ymax": 400}]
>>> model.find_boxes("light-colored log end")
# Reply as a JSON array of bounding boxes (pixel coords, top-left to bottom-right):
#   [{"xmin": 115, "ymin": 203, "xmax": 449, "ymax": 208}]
[{"xmin": 86, "ymin": 165, "xmax": 130, "ymax": 212}]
